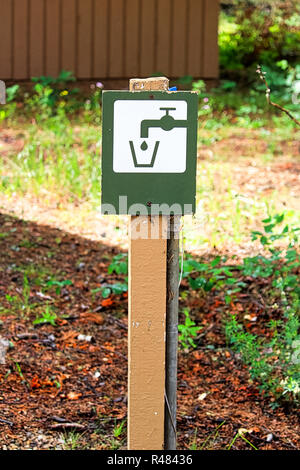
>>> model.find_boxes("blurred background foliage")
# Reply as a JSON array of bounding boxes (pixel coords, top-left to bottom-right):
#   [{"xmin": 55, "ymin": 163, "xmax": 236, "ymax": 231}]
[
  {"xmin": 219, "ymin": 0, "xmax": 300, "ymax": 90},
  {"xmin": 2, "ymin": 0, "xmax": 299, "ymax": 126},
  {"xmin": 220, "ymin": 1, "xmax": 299, "ymax": 72},
  {"xmin": 0, "ymin": 0, "xmax": 299, "ymax": 203}
]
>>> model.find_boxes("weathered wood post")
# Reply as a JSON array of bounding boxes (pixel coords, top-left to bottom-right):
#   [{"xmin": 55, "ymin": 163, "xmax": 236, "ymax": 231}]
[
  {"xmin": 165, "ymin": 215, "xmax": 180, "ymax": 449},
  {"xmin": 128, "ymin": 77, "xmax": 169, "ymax": 450},
  {"xmin": 0, "ymin": 81, "xmax": 6, "ymax": 105}
]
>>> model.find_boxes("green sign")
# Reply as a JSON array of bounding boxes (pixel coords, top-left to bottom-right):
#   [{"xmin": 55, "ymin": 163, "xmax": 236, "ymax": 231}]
[{"xmin": 101, "ymin": 91, "xmax": 198, "ymax": 215}]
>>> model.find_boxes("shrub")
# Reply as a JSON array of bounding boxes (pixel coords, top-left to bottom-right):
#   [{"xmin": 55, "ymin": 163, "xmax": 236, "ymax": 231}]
[{"xmin": 219, "ymin": 1, "xmax": 300, "ymax": 81}]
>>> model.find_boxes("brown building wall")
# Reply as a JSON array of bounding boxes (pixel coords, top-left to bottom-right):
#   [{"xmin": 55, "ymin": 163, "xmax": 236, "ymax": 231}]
[{"xmin": 0, "ymin": 0, "xmax": 219, "ymax": 80}]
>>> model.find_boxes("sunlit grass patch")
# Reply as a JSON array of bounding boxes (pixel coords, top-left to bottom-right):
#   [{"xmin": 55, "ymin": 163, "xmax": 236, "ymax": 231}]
[
  {"xmin": 0, "ymin": 106, "xmax": 299, "ymax": 253},
  {"xmin": 0, "ymin": 121, "xmax": 101, "ymax": 205},
  {"xmin": 183, "ymin": 157, "xmax": 300, "ymax": 253}
]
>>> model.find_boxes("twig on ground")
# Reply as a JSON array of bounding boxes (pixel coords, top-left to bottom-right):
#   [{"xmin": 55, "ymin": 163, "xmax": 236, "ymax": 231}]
[
  {"xmin": 100, "ymin": 345, "xmax": 127, "ymax": 361},
  {"xmin": 49, "ymin": 422, "xmax": 85, "ymax": 431},
  {"xmin": 256, "ymin": 65, "xmax": 300, "ymax": 127},
  {"xmin": 0, "ymin": 417, "xmax": 14, "ymax": 426},
  {"xmin": 50, "ymin": 416, "xmax": 68, "ymax": 423}
]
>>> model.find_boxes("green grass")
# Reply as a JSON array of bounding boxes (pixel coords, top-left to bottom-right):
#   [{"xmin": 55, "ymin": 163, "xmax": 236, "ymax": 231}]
[
  {"xmin": 59, "ymin": 431, "xmax": 86, "ymax": 450},
  {"xmin": 0, "ymin": 121, "xmax": 101, "ymax": 204},
  {"xmin": 0, "ymin": 259, "xmax": 72, "ymax": 321},
  {"xmin": 183, "ymin": 156, "xmax": 300, "ymax": 251},
  {"xmin": 0, "ymin": 83, "xmax": 299, "ymax": 251}
]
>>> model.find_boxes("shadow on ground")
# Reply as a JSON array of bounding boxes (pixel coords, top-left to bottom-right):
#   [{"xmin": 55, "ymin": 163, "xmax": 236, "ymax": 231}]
[
  {"xmin": 0, "ymin": 211, "xmax": 128, "ymax": 450},
  {"xmin": 0, "ymin": 211, "xmax": 299, "ymax": 450}
]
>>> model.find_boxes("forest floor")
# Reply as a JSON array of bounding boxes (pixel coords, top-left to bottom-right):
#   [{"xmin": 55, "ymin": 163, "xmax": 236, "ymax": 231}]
[
  {"xmin": 0, "ymin": 126, "xmax": 299, "ymax": 450},
  {"xmin": 0, "ymin": 210, "xmax": 299, "ymax": 451}
]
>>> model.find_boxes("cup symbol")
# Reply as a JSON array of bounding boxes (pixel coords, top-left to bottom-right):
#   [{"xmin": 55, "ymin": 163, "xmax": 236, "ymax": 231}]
[{"xmin": 129, "ymin": 141, "xmax": 160, "ymax": 168}]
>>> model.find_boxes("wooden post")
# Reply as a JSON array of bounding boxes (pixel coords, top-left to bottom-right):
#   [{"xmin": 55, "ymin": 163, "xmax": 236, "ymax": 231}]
[
  {"xmin": 165, "ymin": 215, "xmax": 180, "ymax": 449},
  {"xmin": 128, "ymin": 76, "xmax": 169, "ymax": 450},
  {"xmin": 0, "ymin": 81, "xmax": 5, "ymax": 105}
]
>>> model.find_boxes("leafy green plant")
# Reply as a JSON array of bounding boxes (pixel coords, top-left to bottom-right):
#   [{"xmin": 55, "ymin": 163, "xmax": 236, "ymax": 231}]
[
  {"xmin": 13, "ymin": 361, "xmax": 29, "ymax": 388},
  {"xmin": 28, "ymin": 70, "xmax": 78, "ymax": 118},
  {"xmin": 60, "ymin": 431, "xmax": 85, "ymax": 450},
  {"xmin": 46, "ymin": 279, "xmax": 72, "ymax": 295},
  {"xmin": 2, "ymin": 70, "xmax": 102, "ymax": 126},
  {"xmin": 113, "ymin": 419, "xmax": 126, "ymax": 438},
  {"xmin": 108, "ymin": 254, "xmax": 128, "ymax": 276},
  {"xmin": 224, "ymin": 213, "xmax": 300, "ymax": 404},
  {"xmin": 241, "ymin": 213, "xmax": 300, "ymax": 286},
  {"xmin": 178, "ymin": 308, "xmax": 201, "ymax": 350},
  {"xmin": 251, "ymin": 213, "xmax": 299, "ymax": 246},
  {"xmin": 181, "ymin": 212, "xmax": 299, "ymax": 404},
  {"xmin": 2, "ymin": 274, "xmax": 35, "ymax": 317},
  {"xmin": 219, "ymin": 2, "xmax": 300, "ymax": 78},
  {"xmin": 225, "ymin": 314, "xmax": 275, "ymax": 393},
  {"xmin": 5, "ymin": 294, "xmax": 19, "ymax": 305},
  {"xmin": 99, "ymin": 254, "xmax": 129, "ymax": 298},
  {"xmin": 0, "ymin": 85, "xmax": 20, "ymax": 121},
  {"xmin": 192, "ymin": 79, "xmax": 206, "ymax": 93},
  {"xmin": 282, "ymin": 376, "xmax": 300, "ymax": 397},
  {"xmin": 227, "ymin": 428, "xmax": 258, "ymax": 451},
  {"xmin": 100, "ymin": 283, "xmax": 128, "ymax": 299},
  {"xmin": 6, "ymin": 84, "xmax": 20, "ymax": 102},
  {"xmin": 33, "ymin": 305, "xmax": 57, "ymax": 326},
  {"xmin": 183, "ymin": 255, "xmax": 246, "ymax": 304}
]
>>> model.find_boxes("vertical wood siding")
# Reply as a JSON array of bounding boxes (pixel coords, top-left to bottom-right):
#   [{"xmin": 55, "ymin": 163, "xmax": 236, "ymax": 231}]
[{"xmin": 0, "ymin": 0, "xmax": 219, "ymax": 80}]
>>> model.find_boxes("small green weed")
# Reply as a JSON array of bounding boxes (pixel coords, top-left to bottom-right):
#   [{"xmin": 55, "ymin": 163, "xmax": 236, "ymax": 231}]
[
  {"xmin": 99, "ymin": 254, "xmax": 128, "ymax": 298},
  {"xmin": 227, "ymin": 429, "xmax": 258, "ymax": 450},
  {"xmin": 183, "ymin": 255, "xmax": 246, "ymax": 304},
  {"xmin": 108, "ymin": 254, "xmax": 128, "ymax": 276},
  {"xmin": 3, "ymin": 274, "xmax": 34, "ymax": 317},
  {"xmin": 60, "ymin": 431, "xmax": 85, "ymax": 450},
  {"xmin": 224, "ymin": 213, "xmax": 300, "ymax": 404},
  {"xmin": 46, "ymin": 279, "xmax": 72, "ymax": 295},
  {"xmin": 178, "ymin": 308, "xmax": 201, "ymax": 350},
  {"xmin": 100, "ymin": 283, "xmax": 128, "ymax": 299},
  {"xmin": 33, "ymin": 305, "xmax": 57, "ymax": 326},
  {"xmin": 13, "ymin": 361, "xmax": 29, "ymax": 388},
  {"xmin": 113, "ymin": 419, "xmax": 126, "ymax": 438},
  {"xmin": 182, "ymin": 212, "xmax": 300, "ymax": 404}
]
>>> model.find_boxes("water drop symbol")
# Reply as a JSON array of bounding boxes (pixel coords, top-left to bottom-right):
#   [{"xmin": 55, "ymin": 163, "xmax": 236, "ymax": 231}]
[{"xmin": 140, "ymin": 140, "xmax": 148, "ymax": 151}]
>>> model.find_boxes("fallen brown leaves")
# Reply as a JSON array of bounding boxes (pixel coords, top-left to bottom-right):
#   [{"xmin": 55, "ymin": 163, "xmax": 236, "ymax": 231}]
[
  {"xmin": 66, "ymin": 392, "xmax": 82, "ymax": 401},
  {"xmin": 0, "ymin": 210, "xmax": 299, "ymax": 450},
  {"xmin": 79, "ymin": 312, "xmax": 104, "ymax": 324}
]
